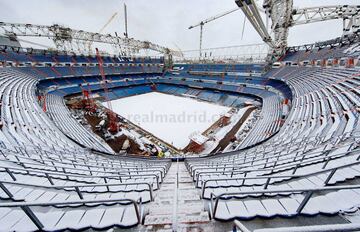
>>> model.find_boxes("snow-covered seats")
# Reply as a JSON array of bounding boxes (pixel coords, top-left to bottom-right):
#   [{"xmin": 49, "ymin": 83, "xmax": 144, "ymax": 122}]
[
  {"xmin": 0, "ymin": 68, "xmax": 171, "ymax": 229},
  {"xmin": 185, "ymin": 64, "xmax": 360, "ymax": 221},
  {"xmin": 209, "ymin": 184, "xmax": 360, "ymax": 220},
  {"xmin": 45, "ymin": 94, "xmax": 113, "ymax": 153}
]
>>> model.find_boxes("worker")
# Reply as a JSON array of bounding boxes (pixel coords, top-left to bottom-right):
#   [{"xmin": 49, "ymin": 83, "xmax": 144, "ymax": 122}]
[{"xmin": 157, "ymin": 150, "xmax": 164, "ymax": 158}]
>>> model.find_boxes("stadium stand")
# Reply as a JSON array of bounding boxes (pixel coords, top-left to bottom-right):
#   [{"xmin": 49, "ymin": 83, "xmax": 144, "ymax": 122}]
[
  {"xmin": 185, "ymin": 45, "xmax": 360, "ymax": 224},
  {"xmin": 0, "ymin": 36, "xmax": 359, "ymax": 231}
]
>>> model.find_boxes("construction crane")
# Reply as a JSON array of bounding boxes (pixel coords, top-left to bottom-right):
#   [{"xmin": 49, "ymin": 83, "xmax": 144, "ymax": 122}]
[
  {"xmin": 99, "ymin": 13, "xmax": 118, "ymax": 34},
  {"xmin": 188, "ymin": 8, "xmax": 240, "ymax": 57},
  {"xmin": 88, "ymin": 13, "xmax": 118, "ymax": 52},
  {"xmin": 124, "ymin": 3, "xmax": 128, "ymax": 38},
  {"xmin": 95, "ymin": 48, "xmax": 119, "ymax": 133}
]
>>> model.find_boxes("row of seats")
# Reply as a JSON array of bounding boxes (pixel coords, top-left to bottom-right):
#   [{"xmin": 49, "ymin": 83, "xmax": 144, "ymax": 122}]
[
  {"xmin": 0, "ymin": 50, "xmax": 164, "ymax": 64},
  {"xmin": 16, "ymin": 65, "xmax": 162, "ymax": 80},
  {"xmin": 45, "ymin": 94, "xmax": 113, "ymax": 153},
  {"xmin": 0, "ymin": 69, "xmax": 79, "ymax": 150}
]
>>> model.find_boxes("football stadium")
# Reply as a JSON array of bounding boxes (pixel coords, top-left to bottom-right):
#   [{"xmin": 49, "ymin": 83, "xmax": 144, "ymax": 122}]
[{"xmin": 0, "ymin": 0, "xmax": 360, "ymax": 231}]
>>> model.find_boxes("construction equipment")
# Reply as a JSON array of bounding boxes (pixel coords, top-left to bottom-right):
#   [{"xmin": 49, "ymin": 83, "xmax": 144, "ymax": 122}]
[
  {"xmin": 188, "ymin": 8, "xmax": 240, "ymax": 57},
  {"xmin": 236, "ymin": 0, "xmax": 360, "ymax": 60},
  {"xmin": 99, "ymin": 13, "xmax": 118, "ymax": 34},
  {"xmin": 235, "ymin": 0, "xmax": 274, "ymax": 48},
  {"xmin": 124, "ymin": 3, "xmax": 128, "ymax": 38},
  {"xmin": 95, "ymin": 47, "xmax": 119, "ymax": 133},
  {"xmin": 0, "ymin": 22, "xmax": 182, "ymax": 57},
  {"xmin": 190, "ymin": 1, "xmax": 360, "ymax": 61},
  {"xmin": 88, "ymin": 13, "xmax": 118, "ymax": 52},
  {"xmin": 290, "ymin": 5, "xmax": 360, "ymax": 35},
  {"xmin": 80, "ymin": 84, "xmax": 97, "ymax": 113}
]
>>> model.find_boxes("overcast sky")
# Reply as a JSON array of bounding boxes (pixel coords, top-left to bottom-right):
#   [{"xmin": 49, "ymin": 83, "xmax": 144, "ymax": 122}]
[{"xmin": 0, "ymin": 0, "xmax": 359, "ymax": 52}]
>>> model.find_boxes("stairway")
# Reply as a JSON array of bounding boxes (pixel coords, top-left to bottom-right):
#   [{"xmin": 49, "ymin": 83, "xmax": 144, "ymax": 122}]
[{"xmin": 143, "ymin": 161, "xmax": 210, "ymax": 231}]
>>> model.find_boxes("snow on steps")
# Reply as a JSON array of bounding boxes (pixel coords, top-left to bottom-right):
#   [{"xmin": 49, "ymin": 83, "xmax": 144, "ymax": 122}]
[{"xmin": 143, "ymin": 162, "xmax": 210, "ymax": 229}]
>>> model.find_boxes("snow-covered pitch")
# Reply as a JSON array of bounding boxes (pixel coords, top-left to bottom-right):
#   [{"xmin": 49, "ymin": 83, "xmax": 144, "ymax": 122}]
[{"xmin": 103, "ymin": 92, "xmax": 230, "ymax": 149}]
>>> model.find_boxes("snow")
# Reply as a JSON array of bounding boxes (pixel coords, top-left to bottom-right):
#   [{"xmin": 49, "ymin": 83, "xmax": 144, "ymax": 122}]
[
  {"xmin": 190, "ymin": 133, "xmax": 208, "ymax": 145},
  {"xmin": 103, "ymin": 92, "xmax": 230, "ymax": 150},
  {"xmin": 200, "ymin": 106, "xmax": 251, "ymax": 154}
]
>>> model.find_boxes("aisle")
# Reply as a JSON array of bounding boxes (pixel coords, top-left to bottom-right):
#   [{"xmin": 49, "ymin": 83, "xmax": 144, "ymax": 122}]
[{"xmin": 143, "ymin": 161, "xmax": 209, "ymax": 231}]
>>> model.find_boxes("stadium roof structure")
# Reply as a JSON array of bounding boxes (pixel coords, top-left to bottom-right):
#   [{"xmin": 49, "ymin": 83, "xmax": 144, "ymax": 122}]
[{"xmin": 0, "ymin": 22, "xmax": 183, "ymax": 57}]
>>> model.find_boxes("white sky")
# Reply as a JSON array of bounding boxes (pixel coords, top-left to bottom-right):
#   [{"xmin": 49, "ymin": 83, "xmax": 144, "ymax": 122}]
[{"xmin": 0, "ymin": 0, "xmax": 359, "ymax": 51}]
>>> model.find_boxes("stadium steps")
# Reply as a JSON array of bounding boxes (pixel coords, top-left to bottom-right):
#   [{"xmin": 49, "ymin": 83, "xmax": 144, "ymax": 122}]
[{"xmin": 143, "ymin": 162, "xmax": 210, "ymax": 230}]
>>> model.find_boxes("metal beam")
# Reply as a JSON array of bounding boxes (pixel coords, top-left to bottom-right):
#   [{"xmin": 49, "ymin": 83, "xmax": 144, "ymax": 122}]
[
  {"xmin": 291, "ymin": 5, "xmax": 360, "ymax": 34},
  {"xmin": 0, "ymin": 22, "xmax": 182, "ymax": 57},
  {"xmin": 235, "ymin": 0, "xmax": 274, "ymax": 48}
]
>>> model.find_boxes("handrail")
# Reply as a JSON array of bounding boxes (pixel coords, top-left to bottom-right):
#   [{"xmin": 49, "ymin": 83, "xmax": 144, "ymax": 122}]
[
  {"xmin": 201, "ymin": 156, "xmax": 360, "ymax": 198},
  {"xmin": 239, "ymin": 222, "xmax": 360, "ymax": 232},
  {"xmin": 1, "ymin": 140, "xmax": 171, "ymax": 164},
  {"xmin": 0, "ymin": 157, "xmax": 166, "ymax": 178},
  {"xmin": 7, "ymin": 150, "xmax": 170, "ymax": 170},
  {"xmin": 0, "ymin": 165, "xmax": 160, "ymax": 189},
  {"xmin": 209, "ymin": 184, "xmax": 360, "ymax": 220},
  {"xmin": 233, "ymin": 220, "xmax": 251, "ymax": 232},
  {"xmin": 5, "ymin": 144, "xmax": 171, "ymax": 165},
  {"xmin": 0, "ymin": 180, "xmax": 154, "ymax": 201},
  {"xmin": 0, "ymin": 197, "xmax": 143, "ymax": 230}
]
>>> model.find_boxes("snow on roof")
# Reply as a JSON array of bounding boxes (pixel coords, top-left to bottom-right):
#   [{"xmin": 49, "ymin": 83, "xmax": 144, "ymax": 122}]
[
  {"xmin": 190, "ymin": 133, "xmax": 208, "ymax": 145},
  {"xmin": 244, "ymin": 101, "xmax": 254, "ymax": 105}
]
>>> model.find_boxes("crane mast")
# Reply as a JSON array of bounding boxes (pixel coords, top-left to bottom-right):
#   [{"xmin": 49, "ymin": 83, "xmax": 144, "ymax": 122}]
[
  {"xmin": 124, "ymin": 3, "xmax": 128, "ymax": 38},
  {"xmin": 95, "ymin": 48, "xmax": 118, "ymax": 133},
  {"xmin": 188, "ymin": 8, "xmax": 240, "ymax": 57},
  {"xmin": 262, "ymin": 0, "xmax": 293, "ymax": 57}
]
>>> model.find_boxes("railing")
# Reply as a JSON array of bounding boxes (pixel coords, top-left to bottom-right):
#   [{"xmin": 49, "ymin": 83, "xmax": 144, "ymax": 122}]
[
  {"xmin": 0, "ymin": 155, "xmax": 166, "ymax": 179},
  {"xmin": 0, "ymin": 197, "xmax": 143, "ymax": 230},
  {"xmin": 0, "ymin": 180, "xmax": 154, "ymax": 201},
  {"xmin": 209, "ymin": 184, "xmax": 360, "ymax": 220},
  {"xmin": 233, "ymin": 220, "xmax": 360, "ymax": 232},
  {"xmin": 1, "ymin": 143, "xmax": 171, "ymax": 168},
  {"xmin": 0, "ymin": 165, "xmax": 161, "ymax": 190}
]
